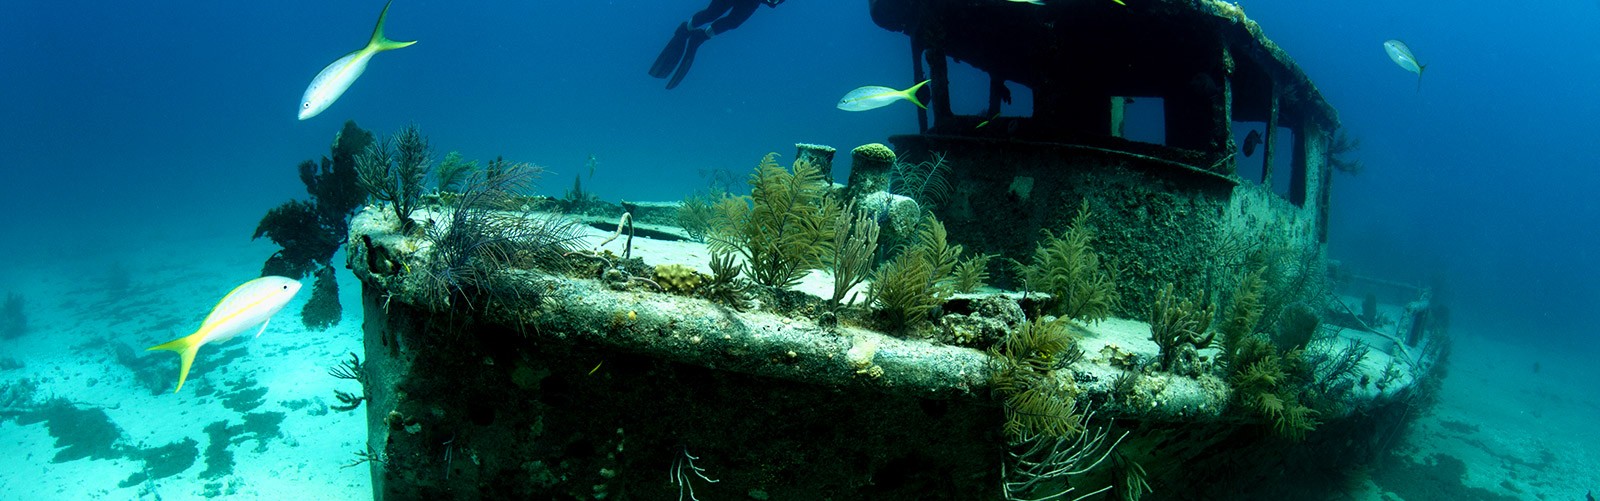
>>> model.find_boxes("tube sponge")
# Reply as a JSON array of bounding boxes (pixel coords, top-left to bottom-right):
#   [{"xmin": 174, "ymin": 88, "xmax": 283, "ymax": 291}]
[{"xmin": 851, "ymin": 143, "xmax": 896, "ymax": 163}]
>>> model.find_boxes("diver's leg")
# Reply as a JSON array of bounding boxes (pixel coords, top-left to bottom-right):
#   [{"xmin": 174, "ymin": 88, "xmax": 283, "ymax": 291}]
[
  {"xmin": 649, "ymin": 21, "xmax": 692, "ymax": 79},
  {"xmin": 665, "ymin": 27, "xmax": 712, "ymax": 90},
  {"xmin": 667, "ymin": 0, "xmax": 760, "ymax": 89},
  {"xmin": 655, "ymin": 0, "xmax": 736, "ymax": 80},
  {"xmin": 689, "ymin": 0, "xmax": 737, "ymax": 29},
  {"xmin": 707, "ymin": 0, "xmax": 760, "ymax": 35}
]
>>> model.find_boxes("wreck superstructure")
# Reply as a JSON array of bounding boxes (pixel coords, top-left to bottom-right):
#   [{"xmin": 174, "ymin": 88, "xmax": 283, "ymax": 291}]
[
  {"xmin": 341, "ymin": 2, "xmax": 1446, "ymax": 500},
  {"xmin": 868, "ymin": 0, "xmax": 1339, "ymax": 316}
]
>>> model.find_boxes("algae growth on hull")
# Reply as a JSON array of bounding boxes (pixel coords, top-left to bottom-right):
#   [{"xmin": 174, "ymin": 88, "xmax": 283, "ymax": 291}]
[{"xmin": 335, "ymin": 136, "xmax": 1440, "ymax": 499}]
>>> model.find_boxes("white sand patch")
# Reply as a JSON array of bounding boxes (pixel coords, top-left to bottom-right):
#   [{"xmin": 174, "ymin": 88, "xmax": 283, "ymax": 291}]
[
  {"xmin": 0, "ymin": 234, "xmax": 370, "ymax": 500},
  {"xmin": 581, "ymin": 219, "xmax": 875, "ymax": 305},
  {"xmin": 1392, "ymin": 330, "xmax": 1600, "ymax": 499}
]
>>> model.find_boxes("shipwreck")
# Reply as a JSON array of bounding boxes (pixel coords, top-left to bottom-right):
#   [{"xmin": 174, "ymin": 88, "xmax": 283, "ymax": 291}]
[{"xmin": 337, "ymin": 1, "xmax": 1447, "ymax": 499}]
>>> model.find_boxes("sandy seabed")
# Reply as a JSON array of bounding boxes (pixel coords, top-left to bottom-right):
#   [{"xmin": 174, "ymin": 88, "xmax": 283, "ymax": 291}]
[
  {"xmin": 1368, "ymin": 330, "xmax": 1600, "ymax": 499},
  {"xmin": 0, "ymin": 234, "xmax": 370, "ymax": 500}
]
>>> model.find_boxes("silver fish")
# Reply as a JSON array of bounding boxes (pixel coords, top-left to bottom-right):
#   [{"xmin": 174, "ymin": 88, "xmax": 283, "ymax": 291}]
[
  {"xmin": 147, "ymin": 276, "xmax": 303, "ymax": 392},
  {"xmin": 837, "ymin": 80, "xmax": 929, "ymax": 112},
  {"xmin": 1383, "ymin": 39, "xmax": 1426, "ymax": 92},
  {"xmin": 299, "ymin": 1, "xmax": 416, "ymax": 120}
]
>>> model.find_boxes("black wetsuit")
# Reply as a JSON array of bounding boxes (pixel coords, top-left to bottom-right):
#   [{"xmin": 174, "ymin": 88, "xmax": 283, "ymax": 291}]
[
  {"xmin": 690, "ymin": 0, "xmax": 762, "ymax": 36},
  {"xmin": 649, "ymin": 0, "xmax": 783, "ymax": 90}
]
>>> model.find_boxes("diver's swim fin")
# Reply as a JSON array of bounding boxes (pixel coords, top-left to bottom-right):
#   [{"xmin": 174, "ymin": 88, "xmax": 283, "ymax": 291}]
[
  {"xmin": 650, "ymin": 22, "xmax": 691, "ymax": 79},
  {"xmin": 666, "ymin": 28, "xmax": 711, "ymax": 90}
]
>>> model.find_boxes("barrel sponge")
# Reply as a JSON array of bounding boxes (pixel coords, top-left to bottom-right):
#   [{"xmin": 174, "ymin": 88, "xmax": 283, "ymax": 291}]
[
  {"xmin": 653, "ymin": 264, "xmax": 703, "ymax": 294},
  {"xmin": 851, "ymin": 143, "xmax": 896, "ymax": 163}
]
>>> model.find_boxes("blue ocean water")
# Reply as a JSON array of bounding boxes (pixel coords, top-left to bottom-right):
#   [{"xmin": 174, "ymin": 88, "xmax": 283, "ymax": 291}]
[{"xmin": 1, "ymin": 0, "xmax": 1597, "ymax": 499}]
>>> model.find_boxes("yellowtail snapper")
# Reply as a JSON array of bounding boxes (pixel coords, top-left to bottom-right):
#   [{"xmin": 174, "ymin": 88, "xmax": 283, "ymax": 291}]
[
  {"xmin": 299, "ymin": 1, "xmax": 416, "ymax": 120},
  {"xmin": 837, "ymin": 80, "xmax": 930, "ymax": 112},
  {"xmin": 1383, "ymin": 39, "xmax": 1426, "ymax": 92},
  {"xmin": 147, "ymin": 276, "xmax": 303, "ymax": 392}
]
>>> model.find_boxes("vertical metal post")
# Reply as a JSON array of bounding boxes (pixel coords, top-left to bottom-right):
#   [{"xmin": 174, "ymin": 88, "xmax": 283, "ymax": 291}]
[
  {"xmin": 927, "ymin": 48, "xmax": 952, "ymax": 130},
  {"xmin": 1290, "ymin": 120, "xmax": 1309, "ymax": 207},
  {"xmin": 911, "ymin": 38, "xmax": 928, "ymax": 134},
  {"xmin": 1261, "ymin": 86, "xmax": 1279, "ymax": 186}
]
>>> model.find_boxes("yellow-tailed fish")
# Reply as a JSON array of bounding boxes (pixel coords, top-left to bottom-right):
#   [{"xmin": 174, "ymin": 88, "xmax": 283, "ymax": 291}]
[
  {"xmin": 1382, "ymin": 39, "xmax": 1426, "ymax": 92},
  {"xmin": 837, "ymin": 80, "xmax": 929, "ymax": 112},
  {"xmin": 298, "ymin": 1, "xmax": 416, "ymax": 120},
  {"xmin": 976, "ymin": 111, "xmax": 1000, "ymax": 129},
  {"xmin": 147, "ymin": 276, "xmax": 303, "ymax": 392}
]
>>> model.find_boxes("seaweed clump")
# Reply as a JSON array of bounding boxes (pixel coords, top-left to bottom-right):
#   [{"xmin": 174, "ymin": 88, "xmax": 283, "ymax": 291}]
[
  {"xmin": 434, "ymin": 151, "xmax": 478, "ymax": 194},
  {"xmin": 560, "ymin": 154, "xmax": 605, "ymax": 214},
  {"xmin": 19, "ymin": 399, "xmax": 125, "ymax": 462},
  {"xmin": 1229, "ymin": 335, "xmax": 1319, "ymax": 440},
  {"xmin": 988, "ymin": 317, "xmax": 1124, "ymax": 500},
  {"xmin": 300, "ymin": 266, "xmax": 343, "ymax": 330},
  {"xmin": 254, "ymin": 120, "xmax": 371, "ymax": 279},
  {"xmin": 1015, "ymin": 201, "xmax": 1119, "ymax": 323},
  {"xmin": 327, "ymin": 352, "xmax": 367, "ymax": 412},
  {"xmin": 1302, "ymin": 337, "xmax": 1372, "ymax": 412},
  {"xmin": 252, "ymin": 120, "xmax": 373, "ymax": 329},
  {"xmin": 708, "ymin": 153, "xmax": 840, "ymax": 290},
  {"xmin": 562, "ymin": 174, "xmax": 602, "ymax": 214},
  {"xmin": 1216, "ymin": 264, "xmax": 1331, "ymax": 438},
  {"xmin": 990, "ymin": 317, "xmax": 1086, "ymax": 438},
  {"xmin": 886, "ymin": 152, "xmax": 953, "ymax": 209},
  {"xmin": 357, "ymin": 124, "xmax": 433, "ymax": 234},
  {"xmin": 1220, "ymin": 275, "xmax": 1324, "ymax": 440},
  {"xmin": 679, "ymin": 166, "xmax": 743, "ymax": 242},
  {"xmin": 1269, "ymin": 302, "xmax": 1372, "ymax": 413},
  {"xmin": 1216, "ymin": 266, "xmax": 1265, "ymax": 367},
  {"xmin": 417, "ymin": 159, "xmax": 586, "ymax": 311},
  {"xmin": 697, "ymin": 252, "xmax": 750, "ymax": 310},
  {"xmin": 1328, "ymin": 129, "xmax": 1363, "ymax": 175},
  {"xmin": 867, "ymin": 216, "xmax": 986, "ymax": 332},
  {"xmin": 826, "ymin": 203, "xmax": 880, "ymax": 312},
  {"xmin": 1248, "ymin": 241, "xmax": 1329, "ymax": 335},
  {"xmin": 676, "ymin": 193, "xmax": 717, "ymax": 242},
  {"xmin": 1147, "ymin": 283, "xmax": 1215, "ymax": 377},
  {"xmin": 951, "ymin": 253, "xmax": 993, "ymax": 293}
]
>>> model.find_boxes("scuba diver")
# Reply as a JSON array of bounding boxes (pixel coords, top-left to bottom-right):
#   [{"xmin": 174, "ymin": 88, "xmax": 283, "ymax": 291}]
[{"xmin": 649, "ymin": 0, "xmax": 785, "ymax": 90}]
